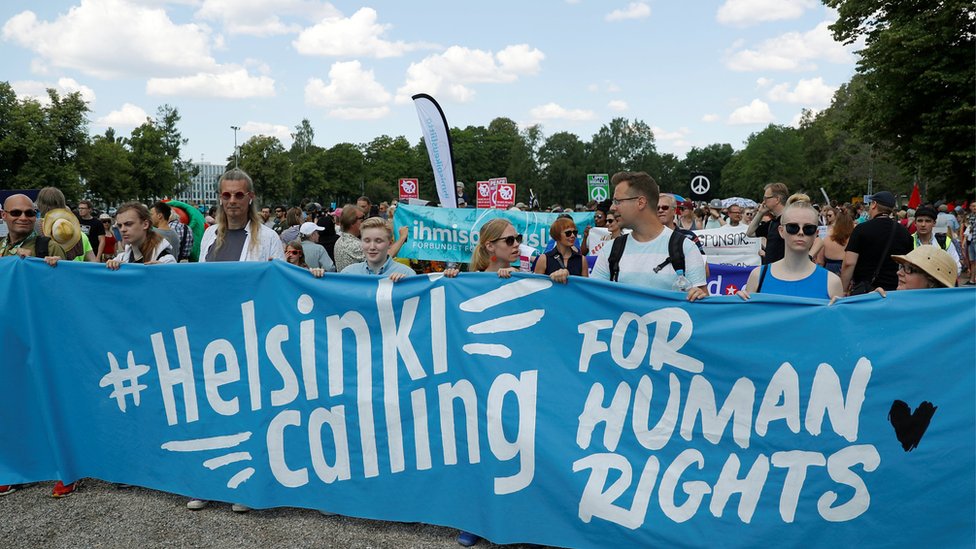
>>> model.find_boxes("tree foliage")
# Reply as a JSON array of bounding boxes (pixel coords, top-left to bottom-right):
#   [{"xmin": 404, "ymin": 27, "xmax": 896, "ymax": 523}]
[{"xmin": 824, "ymin": 0, "xmax": 975, "ymax": 197}]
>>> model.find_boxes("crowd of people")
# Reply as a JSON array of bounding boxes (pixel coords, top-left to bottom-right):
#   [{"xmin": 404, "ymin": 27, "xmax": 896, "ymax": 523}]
[{"xmin": 0, "ymin": 168, "xmax": 971, "ymax": 546}]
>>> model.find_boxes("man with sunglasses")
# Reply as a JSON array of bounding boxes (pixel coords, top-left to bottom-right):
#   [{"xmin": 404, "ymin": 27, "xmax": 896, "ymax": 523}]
[
  {"xmin": 199, "ymin": 169, "xmax": 284, "ymax": 264},
  {"xmin": 591, "ymin": 172, "xmax": 708, "ymax": 301},
  {"xmin": 0, "ymin": 194, "xmax": 44, "ymax": 258},
  {"xmin": 747, "ymin": 182, "xmax": 789, "ymax": 264}
]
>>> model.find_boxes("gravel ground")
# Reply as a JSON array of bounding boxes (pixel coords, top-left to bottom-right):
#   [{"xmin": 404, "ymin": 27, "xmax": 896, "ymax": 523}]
[{"xmin": 0, "ymin": 479, "xmax": 551, "ymax": 549}]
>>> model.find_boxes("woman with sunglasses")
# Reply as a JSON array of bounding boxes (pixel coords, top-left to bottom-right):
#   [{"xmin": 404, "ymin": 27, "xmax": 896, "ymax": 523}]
[
  {"xmin": 534, "ymin": 216, "xmax": 588, "ymax": 283},
  {"xmin": 739, "ymin": 194, "xmax": 843, "ymax": 300}
]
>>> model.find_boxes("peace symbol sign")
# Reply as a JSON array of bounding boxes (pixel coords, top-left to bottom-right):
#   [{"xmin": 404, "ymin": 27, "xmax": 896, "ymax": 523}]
[
  {"xmin": 591, "ymin": 186, "xmax": 608, "ymax": 201},
  {"xmin": 690, "ymin": 175, "xmax": 711, "ymax": 195}
]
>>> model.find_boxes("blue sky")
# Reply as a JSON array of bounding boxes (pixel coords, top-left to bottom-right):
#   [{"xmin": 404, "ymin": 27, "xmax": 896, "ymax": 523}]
[{"xmin": 1, "ymin": 0, "xmax": 860, "ymax": 165}]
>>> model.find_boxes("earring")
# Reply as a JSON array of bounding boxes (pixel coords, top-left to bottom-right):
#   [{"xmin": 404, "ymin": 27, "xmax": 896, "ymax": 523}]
[{"xmin": 490, "ymin": 255, "xmax": 497, "ymax": 262}]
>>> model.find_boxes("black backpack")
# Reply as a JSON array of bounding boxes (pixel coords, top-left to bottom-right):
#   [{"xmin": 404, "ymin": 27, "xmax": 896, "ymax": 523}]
[{"xmin": 608, "ymin": 230, "xmax": 687, "ymax": 282}]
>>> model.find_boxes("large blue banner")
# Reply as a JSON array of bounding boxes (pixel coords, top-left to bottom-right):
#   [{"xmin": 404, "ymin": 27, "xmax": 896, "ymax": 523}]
[
  {"xmin": 1, "ymin": 258, "xmax": 974, "ymax": 548},
  {"xmin": 393, "ymin": 203, "xmax": 594, "ymax": 262}
]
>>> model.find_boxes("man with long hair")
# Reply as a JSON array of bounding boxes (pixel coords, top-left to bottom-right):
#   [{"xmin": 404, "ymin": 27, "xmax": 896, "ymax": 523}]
[{"xmin": 198, "ymin": 169, "xmax": 284, "ymax": 263}]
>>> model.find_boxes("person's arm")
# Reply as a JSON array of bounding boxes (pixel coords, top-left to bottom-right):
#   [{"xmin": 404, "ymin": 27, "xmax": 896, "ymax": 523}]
[
  {"xmin": 96, "ymin": 234, "xmax": 106, "ymax": 262},
  {"xmin": 390, "ymin": 226, "xmax": 409, "ymax": 258},
  {"xmin": 814, "ymin": 238, "xmax": 826, "ymax": 266},
  {"xmin": 809, "ymin": 237, "xmax": 824, "ymax": 263},
  {"xmin": 745, "ymin": 205, "xmax": 767, "ymax": 237},
  {"xmin": 826, "ymin": 271, "xmax": 844, "ymax": 300},
  {"xmin": 533, "ymin": 253, "xmax": 548, "ymax": 274},
  {"xmin": 737, "ymin": 266, "xmax": 762, "ymax": 300},
  {"xmin": 580, "ymin": 226, "xmax": 591, "ymax": 255},
  {"xmin": 710, "ymin": 209, "xmax": 726, "ymax": 226},
  {"xmin": 839, "ymin": 251, "xmax": 859, "ymax": 293}
]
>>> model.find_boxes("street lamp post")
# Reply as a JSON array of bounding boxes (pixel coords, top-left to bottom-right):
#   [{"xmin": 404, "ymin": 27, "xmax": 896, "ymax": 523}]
[{"xmin": 230, "ymin": 125, "xmax": 240, "ymax": 168}]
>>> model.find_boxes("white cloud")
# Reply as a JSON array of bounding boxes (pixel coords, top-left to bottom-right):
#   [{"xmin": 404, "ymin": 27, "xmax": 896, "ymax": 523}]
[
  {"xmin": 606, "ymin": 2, "xmax": 651, "ymax": 22},
  {"xmin": 702, "ymin": 113, "xmax": 720, "ymax": 122},
  {"xmin": 767, "ymin": 77, "xmax": 836, "ymax": 106},
  {"xmin": 756, "ymin": 77, "xmax": 773, "ymax": 88},
  {"xmin": 529, "ymin": 103, "xmax": 595, "ymax": 121},
  {"xmin": 652, "ymin": 126, "xmax": 691, "ymax": 142},
  {"xmin": 11, "ymin": 77, "xmax": 96, "ymax": 104},
  {"xmin": 146, "ymin": 68, "xmax": 275, "ymax": 98},
  {"xmin": 396, "ymin": 44, "xmax": 544, "ymax": 103},
  {"xmin": 607, "ymin": 100, "xmax": 628, "ymax": 111},
  {"xmin": 588, "ymin": 81, "xmax": 621, "ymax": 93},
  {"xmin": 195, "ymin": 0, "xmax": 340, "ymax": 36},
  {"xmin": 96, "ymin": 103, "xmax": 149, "ymax": 127},
  {"xmin": 241, "ymin": 121, "xmax": 292, "ymax": 143},
  {"xmin": 728, "ymin": 99, "xmax": 775, "ymax": 124},
  {"xmin": 725, "ymin": 21, "xmax": 852, "ymax": 71},
  {"xmin": 717, "ymin": 0, "xmax": 815, "ymax": 26},
  {"xmin": 293, "ymin": 7, "xmax": 434, "ymax": 57},
  {"xmin": 305, "ymin": 61, "xmax": 392, "ymax": 120},
  {"xmin": 2, "ymin": 0, "xmax": 217, "ymax": 78}
]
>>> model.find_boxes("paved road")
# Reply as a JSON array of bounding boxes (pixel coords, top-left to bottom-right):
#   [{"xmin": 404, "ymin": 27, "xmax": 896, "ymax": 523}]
[{"xmin": 0, "ymin": 479, "xmax": 549, "ymax": 549}]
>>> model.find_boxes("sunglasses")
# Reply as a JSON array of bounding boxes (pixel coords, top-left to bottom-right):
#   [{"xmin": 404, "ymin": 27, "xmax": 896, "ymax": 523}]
[
  {"xmin": 5, "ymin": 209, "xmax": 37, "ymax": 218},
  {"xmin": 285, "ymin": 250, "xmax": 302, "ymax": 256},
  {"xmin": 493, "ymin": 234, "xmax": 524, "ymax": 246},
  {"xmin": 606, "ymin": 218, "xmax": 616, "ymax": 224},
  {"xmin": 221, "ymin": 191, "xmax": 250, "ymax": 200},
  {"xmin": 783, "ymin": 223, "xmax": 818, "ymax": 236},
  {"xmin": 563, "ymin": 229, "xmax": 578, "ymax": 237},
  {"xmin": 657, "ymin": 205, "xmax": 671, "ymax": 212}
]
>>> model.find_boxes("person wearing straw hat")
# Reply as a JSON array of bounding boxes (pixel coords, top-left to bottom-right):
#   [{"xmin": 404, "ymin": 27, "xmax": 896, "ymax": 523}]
[
  {"xmin": 891, "ymin": 247, "xmax": 958, "ymax": 290},
  {"xmin": 35, "ymin": 186, "xmax": 94, "ymax": 262}
]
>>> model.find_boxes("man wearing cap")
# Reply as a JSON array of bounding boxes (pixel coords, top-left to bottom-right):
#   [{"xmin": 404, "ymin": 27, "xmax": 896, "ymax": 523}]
[
  {"xmin": 911, "ymin": 205, "xmax": 961, "ymax": 274},
  {"xmin": 704, "ymin": 198, "xmax": 726, "ymax": 229},
  {"xmin": 747, "ymin": 182, "xmax": 788, "ymax": 264},
  {"xmin": 298, "ymin": 221, "xmax": 335, "ymax": 271},
  {"xmin": 840, "ymin": 190, "xmax": 913, "ymax": 294}
]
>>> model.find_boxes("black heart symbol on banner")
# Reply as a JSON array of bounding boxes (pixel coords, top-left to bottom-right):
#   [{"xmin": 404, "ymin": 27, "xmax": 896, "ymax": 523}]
[{"xmin": 888, "ymin": 400, "xmax": 937, "ymax": 452}]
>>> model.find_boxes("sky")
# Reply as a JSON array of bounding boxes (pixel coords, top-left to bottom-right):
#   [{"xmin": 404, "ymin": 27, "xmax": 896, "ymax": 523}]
[{"xmin": 1, "ymin": 0, "xmax": 862, "ymax": 166}]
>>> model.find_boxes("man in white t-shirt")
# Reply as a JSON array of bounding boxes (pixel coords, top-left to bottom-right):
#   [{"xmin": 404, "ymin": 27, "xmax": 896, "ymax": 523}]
[{"xmin": 591, "ymin": 171, "xmax": 708, "ymax": 300}]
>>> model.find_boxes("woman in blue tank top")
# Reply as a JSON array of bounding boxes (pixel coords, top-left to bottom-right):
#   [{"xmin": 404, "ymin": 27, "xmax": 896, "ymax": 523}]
[{"xmin": 739, "ymin": 194, "xmax": 843, "ymax": 300}]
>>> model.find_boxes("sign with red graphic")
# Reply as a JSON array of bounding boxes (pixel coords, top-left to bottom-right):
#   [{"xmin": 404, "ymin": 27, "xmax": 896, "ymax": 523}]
[
  {"xmin": 398, "ymin": 178, "xmax": 419, "ymax": 200},
  {"xmin": 476, "ymin": 181, "xmax": 492, "ymax": 208},
  {"xmin": 493, "ymin": 182, "xmax": 517, "ymax": 209}
]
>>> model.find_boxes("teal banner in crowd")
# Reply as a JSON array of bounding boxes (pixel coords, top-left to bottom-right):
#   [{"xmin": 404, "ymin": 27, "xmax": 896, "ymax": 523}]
[
  {"xmin": 392, "ymin": 204, "xmax": 595, "ymax": 262},
  {"xmin": 0, "ymin": 258, "xmax": 973, "ymax": 548}
]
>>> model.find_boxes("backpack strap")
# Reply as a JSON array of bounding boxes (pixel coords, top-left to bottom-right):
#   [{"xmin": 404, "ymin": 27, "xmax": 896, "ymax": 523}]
[
  {"xmin": 756, "ymin": 265, "xmax": 769, "ymax": 293},
  {"xmin": 935, "ymin": 233, "xmax": 949, "ymax": 249},
  {"xmin": 668, "ymin": 229, "xmax": 686, "ymax": 273},
  {"xmin": 608, "ymin": 235, "xmax": 627, "ymax": 282}
]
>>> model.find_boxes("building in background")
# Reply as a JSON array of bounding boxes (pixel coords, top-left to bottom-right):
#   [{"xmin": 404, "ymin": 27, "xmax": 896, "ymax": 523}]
[{"xmin": 178, "ymin": 161, "xmax": 224, "ymax": 209}]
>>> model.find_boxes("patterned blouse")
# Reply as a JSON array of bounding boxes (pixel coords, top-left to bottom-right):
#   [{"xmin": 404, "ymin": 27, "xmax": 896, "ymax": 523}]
[{"xmin": 333, "ymin": 232, "xmax": 365, "ymax": 272}]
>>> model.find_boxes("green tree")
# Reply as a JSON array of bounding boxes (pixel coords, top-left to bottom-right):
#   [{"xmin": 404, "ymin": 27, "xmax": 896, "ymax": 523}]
[
  {"xmin": 128, "ymin": 119, "xmax": 174, "ymax": 201},
  {"xmin": 154, "ymin": 105, "xmax": 197, "ymax": 195},
  {"xmin": 585, "ymin": 118, "xmax": 661, "ymax": 176},
  {"xmin": 238, "ymin": 135, "xmax": 293, "ymax": 204},
  {"xmin": 323, "ymin": 143, "xmax": 364, "ymax": 205},
  {"xmin": 824, "ymin": 0, "xmax": 975, "ymax": 197},
  {"xmin": 290, "ymin": 118, "xmax": 315, "ymax": 156},
  {"xmin": 363, "ymin": 135, "xmax": 415, "ymax": 202},
  {"xmin": 538, "ymin": 131, "xmax": 586, "ymax": 207},
  {"xmin": 80, "ymin": 128, "xmax": 134, "ymax": 205},
  {"xmin": 720, "ymin": 124, "xmax": 806, "ymax": 199}
]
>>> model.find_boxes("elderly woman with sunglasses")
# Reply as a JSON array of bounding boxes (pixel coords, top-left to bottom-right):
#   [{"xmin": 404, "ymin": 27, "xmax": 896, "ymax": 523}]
[
  {"xmin": 534, "ymin": 216, "xmax": 588, "ymax": 283},
  {"xmin": 739, "ymin": 194, "xmax": 843, "ymax": 300}
]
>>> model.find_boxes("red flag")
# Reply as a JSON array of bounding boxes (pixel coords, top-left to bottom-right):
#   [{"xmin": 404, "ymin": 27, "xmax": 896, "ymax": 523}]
[{"xmin": 908, "ymin": 182, "xmax": 921, "ymax": 208}]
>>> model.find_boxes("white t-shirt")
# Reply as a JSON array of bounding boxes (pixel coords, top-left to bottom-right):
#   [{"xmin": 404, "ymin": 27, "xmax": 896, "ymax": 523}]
[{"xmin": 591, "ymin": 227, "xmax": 707, "ymax": 290}]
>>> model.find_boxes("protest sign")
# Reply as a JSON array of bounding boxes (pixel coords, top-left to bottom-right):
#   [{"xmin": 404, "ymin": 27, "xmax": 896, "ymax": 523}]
[
  {"xmin": 1, "ymin": 259, "xmax": 972, "ymax": 548},
  {"xmin": 475, "ymin": 181, "xmax": 492, "ymax": 209},
  {"xmin": 392, "ymin": 204, "xmax": 594, "ymax": 263},
  {"xmin": 695, "ymin": 225, "xmax": 762, "ymax": 266},
  {"xmin": 398, "ymin": 178, "xmax": 419, "ymax": 201}
]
